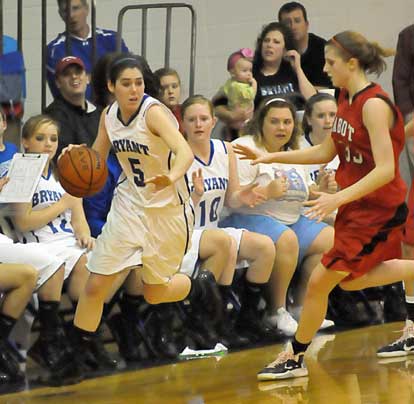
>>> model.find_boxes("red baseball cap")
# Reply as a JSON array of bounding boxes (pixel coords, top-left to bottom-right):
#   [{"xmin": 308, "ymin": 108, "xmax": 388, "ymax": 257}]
[{"xmin": 55, "ymin": 56, "xmax": 85, "ymax": 77}]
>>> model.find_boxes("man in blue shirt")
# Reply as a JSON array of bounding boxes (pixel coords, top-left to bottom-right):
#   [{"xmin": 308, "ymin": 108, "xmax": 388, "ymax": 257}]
[{"xmin": 47, "ymin": 0, "xmax": 129, "ymax": 100}]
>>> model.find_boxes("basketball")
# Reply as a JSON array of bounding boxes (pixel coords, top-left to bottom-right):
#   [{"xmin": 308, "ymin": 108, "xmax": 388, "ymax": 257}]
[{"xmin": 57, "ymin": 146, "xmax": 108, "ymax": 198}]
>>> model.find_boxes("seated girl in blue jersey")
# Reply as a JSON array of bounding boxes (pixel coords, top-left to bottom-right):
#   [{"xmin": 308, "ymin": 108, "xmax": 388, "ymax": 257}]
[
  {"xmin": 180, "ymin": 94, "xmax": 278, "ymax": 342},
  {"xmin": 10, "ymin": 114, "xmax": 116, "ymax": 377},
  {"xmin": 220, "ymin": 97, "xmax": 335, "ymax": 335}
]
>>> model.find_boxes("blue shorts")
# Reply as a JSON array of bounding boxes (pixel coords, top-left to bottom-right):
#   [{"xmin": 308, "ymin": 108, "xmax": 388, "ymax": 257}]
[{"xmin": 219, "ymin": 213, "xmax": 328, "ymax": 264}]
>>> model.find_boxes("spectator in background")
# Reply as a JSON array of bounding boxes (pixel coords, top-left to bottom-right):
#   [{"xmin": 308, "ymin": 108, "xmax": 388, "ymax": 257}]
[
  {"xmin": 0, "ymin": 107, "xmax": 18, "ymax": 164},
  {"xmin": 154, "ymin": 67, "xmax": 184, "ymax": 133},
  {"xmin": 393, "ymin": 24, "xmax": 414, "ymax": 190},
  {"xmin": 0, "ymin": 35, "xmax": 26, "ymax": 147},
  {"xmin": 393, "ymin": 24, "xmax": 414, "ymax": 121},
  {"xmin": 45, "ymin": 56, "xmax": 102, "ymax": 158},
  {"xmin": 278, "ymin": 2, "xmax": 331, "ymax": 89},
  {"xmin": 252, "ymin": 22, "xmax": 316, "ymax": 110},
  {"xmin": 213, "ymin": 48, "xmax": 257, "ymax": 141},
  {"xmin": 222, "ymin": 98, "xmax": 335, "ymax": 335},
  {"xmin": 47, "ymin": 0, "xmax": 129, "ymax": 100}
]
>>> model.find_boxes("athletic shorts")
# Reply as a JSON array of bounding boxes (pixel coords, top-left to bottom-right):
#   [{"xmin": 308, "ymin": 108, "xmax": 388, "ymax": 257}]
[
  {"xmin": 404, "ymin": 185, "xmax": 414, "ymax": 245},
  {"xmin": 322, "ymin": 203, "xmax": 407, "ymax": 280},
  {"xmin": 0, "ymin": 240, "xmax": 64, "ymax": 290},
  {"xmin": 35, "ymin": 238, "xmax": 87, "ymax": 279},
  {"xmin": 180, "ymin": 227, "xmax": 244, "ymax": 278},
  {"xmin": 219, "ymin": 213, "xmax": 327, "ymax": 264},
  {"xmin": 88, "ymin": 198, "xmax": 193, "ymax": 285}
]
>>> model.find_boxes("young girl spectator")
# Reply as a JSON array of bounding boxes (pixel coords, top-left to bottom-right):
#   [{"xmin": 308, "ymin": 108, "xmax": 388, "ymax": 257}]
[
  {"xmin": 234, "ymin": 30, "xmax": 414, "ymax": 381},
  {"xmin": 252, "ymin": 22, "xmax": 316, "ymax": 110},
  {"xmin": 213, "ymin": 48, "xmax": 257, "ymax": 140},
  {"xmin": 155, "ymin": 67, "xmax": 184, "ymax": 133},
  {"xmin": 181, "ymin": 95, "xmax": 277, "ymax": 341},
  {"xmin": 221, "ymin": 97, "xmax": 335, "ymax": 335},
  {"xmin": 301, "ymin": 92, "xmax": 339, "ymax": 185}
]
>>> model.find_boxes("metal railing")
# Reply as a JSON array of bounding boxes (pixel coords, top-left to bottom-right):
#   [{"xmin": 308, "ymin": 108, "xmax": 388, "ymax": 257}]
[
  {"xmin": 116, "ymin": 3, "xmax": 197, "ymax": 96},
  {"xmin": 0, "ymin": 0, "xmax": 23, "ymax": 54},
  {"xmin": 0, "ymin": 1, "xmax": 196, "ymax": 110}
]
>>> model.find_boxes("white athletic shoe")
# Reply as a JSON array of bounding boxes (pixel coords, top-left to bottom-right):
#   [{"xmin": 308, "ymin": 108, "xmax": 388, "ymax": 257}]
[
  {"xmin": 320, "ymin": 318, "xmax": 335, "ymax": 329},
  {"xmin": 264, "ymin": 308, "xmax": 298, "ymax": 336}
]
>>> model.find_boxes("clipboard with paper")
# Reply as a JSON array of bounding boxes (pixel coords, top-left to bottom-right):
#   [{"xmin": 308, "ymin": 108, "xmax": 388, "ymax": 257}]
[{"xmin": 0, "ymin": 153, "xmax": 49, "ymax": 203}]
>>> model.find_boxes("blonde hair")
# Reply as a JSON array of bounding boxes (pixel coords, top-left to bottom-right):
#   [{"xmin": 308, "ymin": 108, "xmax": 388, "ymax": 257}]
[
  {"xmin": 22, "ymin": 115, "xmax": 59, "ymax": 142},
  {"xmin": 181, "ymin": 95, "xmax": 214, "ymax": 118},
  {"xmin": 328, "ymin": 31, "xmax": 394, "ymax": 76}
]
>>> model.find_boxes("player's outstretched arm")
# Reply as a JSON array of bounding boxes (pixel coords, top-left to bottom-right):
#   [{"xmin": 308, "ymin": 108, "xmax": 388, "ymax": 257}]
[
  {"xmin": 225, "ymin": 143, "xmax": 266, "ymax": 209},
  {"xmin": 0, "ymin": 176, "xmax": 9, "ymax": 192},
  {"xmin": 91, "ymin": 109, "xmax": 112, "ymax": 161},
  {"xmin": 146, "ymin": 105, "xmax": 194, "ymax": 185},
  {"xmin": 70, "ymin": 199, "xmax": 95, "ymax": 250},
  {"xmin": 233, "ymin": 136, "xmax": 336, "ymax": 166}
]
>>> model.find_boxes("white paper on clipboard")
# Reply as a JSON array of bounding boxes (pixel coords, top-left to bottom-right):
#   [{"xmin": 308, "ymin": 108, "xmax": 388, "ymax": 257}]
[{"xmin": 0, "ymin": 153, "xmax": 49, "ymax": 203}]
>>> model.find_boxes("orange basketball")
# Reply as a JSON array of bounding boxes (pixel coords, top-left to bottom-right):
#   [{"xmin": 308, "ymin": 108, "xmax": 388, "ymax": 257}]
[{"xmin": 57, "ymin": 146, "xmax": 108, "ymax": 198}]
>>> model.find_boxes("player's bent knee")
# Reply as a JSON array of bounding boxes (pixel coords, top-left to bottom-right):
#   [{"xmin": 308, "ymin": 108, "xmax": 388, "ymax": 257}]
[
  {"xmin": 258, "ymin": 235, "xmax": 276, "ymax": 262},
  {"xmin": 211, "ymin": 230, "xmax": 232, "ymax": 251},
  {"xmin": 276, "ymin": 229, "xmax": 299, "ymax": 253},
  {"xmin": 83, "ymin": 275, "xmax": 110, "ymax": 299},
  {"xmin": 20, "ymin": 264, "xmax": 39, "ymax": 288},
  {"xmin": 338, "ymin": 280, "xmax": 359, "ymax": 291}
]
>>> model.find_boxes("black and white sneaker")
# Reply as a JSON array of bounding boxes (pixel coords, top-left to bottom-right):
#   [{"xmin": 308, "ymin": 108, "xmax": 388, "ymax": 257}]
[
  {"xmin": 257, "ymin": 342, "xmax": 308, "ymax": 381},
  {"xmin": 377, "ymin": 319, "xmax": 414, "ymax": 358}
]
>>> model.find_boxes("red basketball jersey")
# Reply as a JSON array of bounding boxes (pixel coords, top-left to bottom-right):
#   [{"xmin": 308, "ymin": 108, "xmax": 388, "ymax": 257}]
[
  {"xmin": 321, "ymin": 83, "xmax": 408, "ymax": 278},
  {"xmin": 332, "ymin": 83, "xmax": 406, "ymax": 211}
]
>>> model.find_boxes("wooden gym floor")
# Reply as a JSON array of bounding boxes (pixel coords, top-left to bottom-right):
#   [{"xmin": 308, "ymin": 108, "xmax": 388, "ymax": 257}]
[{"xmin": 1, "ymin": 321, "xmax": 413, "ymax": 403}]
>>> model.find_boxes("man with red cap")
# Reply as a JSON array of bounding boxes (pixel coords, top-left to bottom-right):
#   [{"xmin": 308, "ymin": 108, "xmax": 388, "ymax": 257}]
[
  {"xmin": 47, "ymin": 0, "xmax": 129, "ymax": 100},
  {"xmin": 45, "ymin": 55, "xmax": 102, "ymax": 158}
]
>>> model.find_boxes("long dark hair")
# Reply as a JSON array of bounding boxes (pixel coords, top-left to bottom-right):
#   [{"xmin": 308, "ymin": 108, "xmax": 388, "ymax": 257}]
[
  {"xmin": 252, "ymin": 21, "xmax": 295, "ymax": 75},
  {"xmin": 107, "ymin": 53, "xmax": 160, "ymax": 99}
]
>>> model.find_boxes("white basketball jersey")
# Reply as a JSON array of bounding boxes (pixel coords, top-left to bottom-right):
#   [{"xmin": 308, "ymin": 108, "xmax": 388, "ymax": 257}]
[
  {"xmin": 16, "ymin": 168, "xmax": 74, "ymax": 243},
  {"xmin": 188, "ymin": 140, "xmax": 229, "ymax": 229},
  {"xmin": 106, "ymin": 95, "xmax": 190, "ymax": 209},
  {"xmin": 300, "ymin": 134, "xmax": 339, "ymax": 182}
]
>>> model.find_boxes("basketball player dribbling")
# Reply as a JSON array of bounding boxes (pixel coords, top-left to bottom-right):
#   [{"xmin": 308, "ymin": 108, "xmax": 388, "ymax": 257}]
[
  {"xmin": 62, "ymin": 54, "xmax": 221, "ymax": 368},
  {"xmin": 234, "ymin": 30, "xmax": 414, "ymax": 381}
]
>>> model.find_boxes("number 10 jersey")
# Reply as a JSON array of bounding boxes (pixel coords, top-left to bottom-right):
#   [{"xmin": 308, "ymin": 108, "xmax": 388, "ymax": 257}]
[{"xmin": 188, "ymin": 139, "xmax": 229, "ymax": 229}]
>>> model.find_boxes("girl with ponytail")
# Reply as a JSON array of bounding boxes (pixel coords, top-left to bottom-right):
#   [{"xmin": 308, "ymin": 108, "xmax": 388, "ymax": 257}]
[{"xmin": 234, "ymin": 30, "xmax": 414, "ymax": 381}]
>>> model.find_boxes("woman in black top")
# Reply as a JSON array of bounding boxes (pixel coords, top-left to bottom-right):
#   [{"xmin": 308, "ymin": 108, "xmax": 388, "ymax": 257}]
[{"xmin": 253, "ymin": 22, "xmax": 316, "ymax": 110}]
